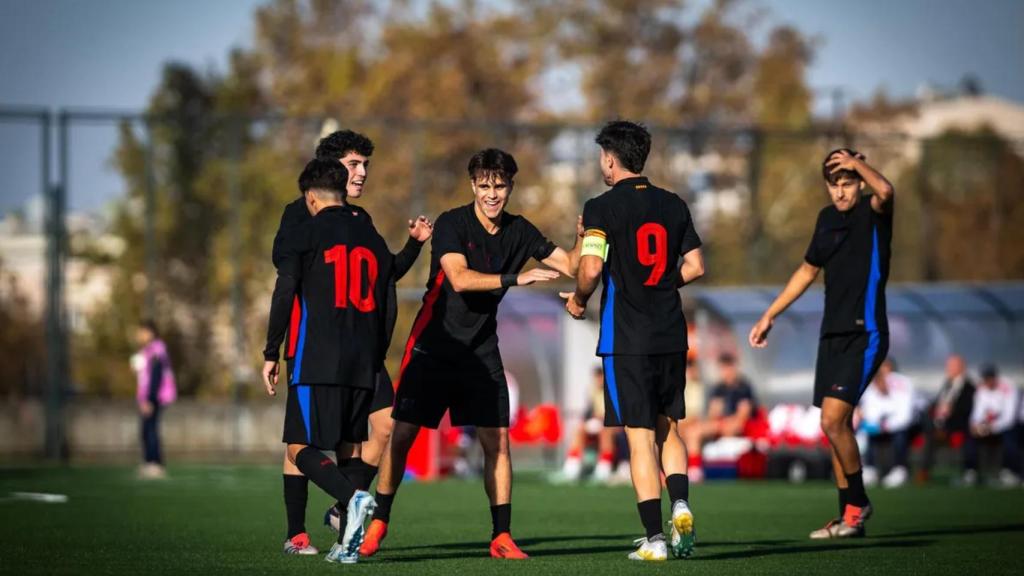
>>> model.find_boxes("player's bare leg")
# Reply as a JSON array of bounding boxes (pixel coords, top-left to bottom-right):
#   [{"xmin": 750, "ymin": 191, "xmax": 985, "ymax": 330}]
[
  {"xmin": 656, "ymin": 417, "xmax": 695, "ymax": 558},
  {"xmin": 819, "ymin": 398, "xmax": 871, "ymax": 537},
  {"xmin": 624, "ymin": 426, "xmax": 667, "ymax": 561},
  {"xmin": 355, "ymin": 408, "xmax": 395, "ymax": 555},
  {"xmin": 477, "ymin": 426, "xmax": 527, "ymax": 559},
  {"xmin": 360, "ymin": 420, "xmax": 418, "ymax": 557}
]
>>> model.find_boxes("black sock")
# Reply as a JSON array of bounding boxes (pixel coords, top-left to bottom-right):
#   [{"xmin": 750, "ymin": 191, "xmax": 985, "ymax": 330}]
[
  {"xmin": 333, "ymin": 458, "xmax": 360, "ymax": 509},
  {"xmin": 294, "ymin": 447, "xmax": 356, "ymax": 513},
  {"xmin": 838, "ymin": 487, "xmax": 849, "ymax": 518},
  {"xmin": 360, "ymin": 463, "xmax": 379, "ymax": 491},
  {"xmin": 637, "ymin": 499, "xmax": 663, "ymax": 540},
  {"xmin": 283, "ymin": 474, "xmax": 308, "ymax": 539},
  {"xmin": 845, "ymin": 470, "xmax": 869, "ymax": 507},
  {"xmin": 666, "ymin": 474, "xmax": 689, "ymax": 504},
  {"xmin": 490, "ymin": 503, "xmax": 511, "ymax": 539},
  {"xmin": 373, "ymin": 491, "xmax": 396, "ymax": 522}
]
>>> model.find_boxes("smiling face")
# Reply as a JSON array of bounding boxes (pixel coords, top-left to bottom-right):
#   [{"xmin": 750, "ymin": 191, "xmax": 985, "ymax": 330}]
[
  {"xmin": 826, "ymin": 175, "xmax": 864, "ymax": 212},
  {"xmin": 471, "ymin": 172, "xmax": 511, "ymax": 222},
  {"xmin": 338, "ymin": 151, "xmax": 369, "ymax": 198}
]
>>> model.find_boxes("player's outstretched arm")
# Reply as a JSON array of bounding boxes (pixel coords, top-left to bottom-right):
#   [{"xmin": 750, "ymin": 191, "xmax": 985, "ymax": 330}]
[
  {"xmin": 748, "ymin": 262, "xmax": 819, "ymax": 348},
  {"xmin": 393, "ymin": 215, "xmax": 433, "ymax": 281},
  {"xmin": 542, "ymin": 216, "xmax": 585, "ymax": 278},
  {"xmin": 440, "ymin": 253, "xmax": 559, "ymax": 293},
  {"xmin": 825, "ymin": 150, "xmax": 894, "ymax": 213},
  {"xmin": 677, "ymin": 247, "xmax": 706, "ymax": 287}
]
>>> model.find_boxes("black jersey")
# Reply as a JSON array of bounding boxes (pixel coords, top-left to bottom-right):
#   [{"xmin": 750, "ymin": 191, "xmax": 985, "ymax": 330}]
[
  {"xmin": 270, "ymin": 197, "xmax": 423, "ymax": 360},
  {"xmin": 264, "ymin": 205, "xmax": 395, "ymax": 389},
  {"xmin": 583, "ymin": 177, "xmax": 702, "ymax": 356},
  {"xmin": 804, "ymin": 196, "xmax": 892, "ymax": 335},
  {"xmin": 408, "ymin": 202, "xmax": 556, "ymax": 355}
]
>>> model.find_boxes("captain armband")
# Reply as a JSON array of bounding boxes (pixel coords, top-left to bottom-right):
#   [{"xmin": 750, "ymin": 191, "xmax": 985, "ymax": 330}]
[{"xmin": 580, "ymin": 230, "xmax": 609, "ymax": 261}]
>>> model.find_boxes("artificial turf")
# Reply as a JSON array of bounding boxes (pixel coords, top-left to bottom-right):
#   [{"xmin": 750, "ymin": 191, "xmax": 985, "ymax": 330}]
[{"xmin": 0, "ymin": 465, "xmax": 1021, "ymax": 575}]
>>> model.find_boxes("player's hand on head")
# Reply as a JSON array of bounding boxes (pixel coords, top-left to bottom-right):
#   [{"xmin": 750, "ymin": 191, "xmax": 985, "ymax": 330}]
[
  {"xmin": 748, "ymin": 316, "xmax": 773, "ymax": 348},
  {"xmin": 262, "ymin": 360, "xmax": 279, "ymax": 396},
  {"xmin": 408, "ymin": 215, "xmax": 433, "ymax": 242},
  {"xmin": 559, "ymin": 291, "xmax": 586, "ymax": 320},
  {"xmin": 517, "ymin": 268, "xmax": 560, "ymax": 286},
  {"xmin": 826, "ymin": 150, "xmax": 865, "ymax": 174}
]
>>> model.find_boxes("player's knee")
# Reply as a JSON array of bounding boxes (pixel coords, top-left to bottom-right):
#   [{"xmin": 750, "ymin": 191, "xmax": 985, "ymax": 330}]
[
  {"xmin": 820, "ymin": 413, "xmax": 847, "ymax": 439},
  {"xmin": 371, "ymin": 414, "xmax": 394, "ymax": 442},
  {"xmin": 285, "ymin": 443, "xmax": 307, "ymax": 464},
  {"xmin": 477, "ymin": 428, "xmax": 509, "ymax": 456}
]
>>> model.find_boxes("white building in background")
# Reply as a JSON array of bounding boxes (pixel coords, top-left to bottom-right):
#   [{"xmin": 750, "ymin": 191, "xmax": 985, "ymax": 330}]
[{"xmin": 0, "ymin": 196, "xmax": 122, "ymax": 330}]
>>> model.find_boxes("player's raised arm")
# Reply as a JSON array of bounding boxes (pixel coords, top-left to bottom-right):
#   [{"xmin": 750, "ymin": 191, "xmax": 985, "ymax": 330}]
[
  {"xmin": 748, "ymin": 261, "xmax": 819, "ymax": 348},
  {"xmin": 541, "ymin": 215, "xmax": 585, "ymax": 279},
  {"xmin": 392, "ymin": 215, "xmax": 433, "ymax": 280},
  {"xmin": 825, "ymin": 150, "xmax": 894, "ymax": 214}
]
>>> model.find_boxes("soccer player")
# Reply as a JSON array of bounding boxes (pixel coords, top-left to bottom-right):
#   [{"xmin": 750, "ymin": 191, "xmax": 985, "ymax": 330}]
[
  {"xmin": 271, "ymin": 130, "xmax": 432, "ymax": 555},
  {"xmin": 362, "ymin": 148, "xmax": 582, "ymax": 559},
  {"xmin": 563, "ymin": 120, "xmax": 705, "ymax": 561},
  {"xmin": 263, "ymin": 158, "xmax": 395, "ymax": 564},
  {"xmin": 748, "ymin": 148, "xmax": 895, "ymax": 539}
]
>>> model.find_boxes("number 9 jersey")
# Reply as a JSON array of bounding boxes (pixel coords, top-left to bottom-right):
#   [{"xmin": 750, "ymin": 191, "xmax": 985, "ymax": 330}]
[
  {"xmin": 264, "ymin": 205, "xmax": 396, "ymax": 390},
  {"xmin": 582, "ymin": 176, "xmax": 702, "ymax": 357}
]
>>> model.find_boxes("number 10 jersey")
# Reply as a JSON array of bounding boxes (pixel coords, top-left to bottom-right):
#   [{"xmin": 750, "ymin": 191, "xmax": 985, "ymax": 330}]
[{"xmin": 582, "ymin": 177, "xmax": 702, "ymax": 356}]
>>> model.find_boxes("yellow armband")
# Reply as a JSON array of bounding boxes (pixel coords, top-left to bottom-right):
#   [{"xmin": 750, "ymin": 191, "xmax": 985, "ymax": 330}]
[{"xmin": 581, "ymin": 230, "xmax": 609, "ymax": 261}]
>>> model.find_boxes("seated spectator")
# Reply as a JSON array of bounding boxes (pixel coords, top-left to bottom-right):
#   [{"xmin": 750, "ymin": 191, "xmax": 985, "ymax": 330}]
[
  {"xmin": 559, "ymin": 366, "xmax": 625, "ymax": 483},
  {"xmin": 858, "ymin": 359, "xmax": 915, "ymax": 488},
  {"xmin": 920, "ymin": 354, "xmax": 976, "ymax": 483},
  {"xmin": 683, "ymin": 352, "xmax": 757, "ymax": 482},
  {"xmin": 965, "ymin": 364, "xmax": 1020, "ymax": 487}
]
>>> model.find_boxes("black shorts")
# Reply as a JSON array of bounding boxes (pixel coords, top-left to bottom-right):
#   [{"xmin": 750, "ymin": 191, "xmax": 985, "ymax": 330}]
[
  {"xmin": 392, "ymin": 347, "xmax": 509, "ymax": 429},
  {"xmin": 602, "ymin": 353, "xmax": 686, "ymax": 429},
  {"xmin": 369, "ymin": 370, "xmax": 395, "ymax": 414},
  {"xmin": 282, "ymin": 384, "xmax": 372, "ymax": 449},
  {"xmin": 814, "ymin": 331, "xmax": 889, "ymax": 408}
]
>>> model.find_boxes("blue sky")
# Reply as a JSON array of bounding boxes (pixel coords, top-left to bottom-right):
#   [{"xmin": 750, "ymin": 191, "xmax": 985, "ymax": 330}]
[{"xmin": 1, "ymin": 0, "xmax": 1022, "ymax": 213}]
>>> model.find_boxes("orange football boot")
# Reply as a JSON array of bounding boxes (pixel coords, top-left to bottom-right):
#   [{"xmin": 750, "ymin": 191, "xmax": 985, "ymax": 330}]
[
  {"xmin": 490, "ymin": 532, "xmax": 529, "ymax": 559},
  {"xmin": 359, "ymin": 519, "xmax": 388, "ymax": 557}
]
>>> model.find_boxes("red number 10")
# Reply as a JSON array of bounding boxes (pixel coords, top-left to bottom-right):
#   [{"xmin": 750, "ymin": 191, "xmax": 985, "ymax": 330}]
[
  {"xmin": 324, "ymin": 245, "xmax": 379, "ymax": 312},
  {"xmin": 636, "ymin": 223, "xmax": 668, "ymax": 286}
]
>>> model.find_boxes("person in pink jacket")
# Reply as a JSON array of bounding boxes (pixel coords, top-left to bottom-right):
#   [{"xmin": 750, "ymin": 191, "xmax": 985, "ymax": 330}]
[{"xmin": 130, "ymin": 320, "xmax": 177, "ymax": 479}]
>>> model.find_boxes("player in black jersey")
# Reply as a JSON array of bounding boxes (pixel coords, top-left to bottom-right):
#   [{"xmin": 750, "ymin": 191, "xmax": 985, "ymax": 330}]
[
  {"xmin": 271, "ymin": 130, "xmax": 433, "ymax": 555},
  {"xmin": 749, "ymin": 148, "xmax": 895, "ymax": 540},
  {"xmin": 362, "ymin": 148, "xmax": 582, "ymax": 560},
  {"xmin": 263, "ymin": 158, "xmax": 397, "ymax": 564},
  {"xmin": 563, "ymin": 121, "xmax": 705, "ymax": 561}
]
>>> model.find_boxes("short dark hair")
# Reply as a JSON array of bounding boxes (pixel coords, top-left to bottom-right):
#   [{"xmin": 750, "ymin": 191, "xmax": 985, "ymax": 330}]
[
  {"xmin": 139, "ymin": 319, "xmax": 159, "ymax": 337},
  {"xmin": 467, "ymin": 148, "xmax": 518, "ymax": 183},
  {"xmin": 298, "ymin": 158, "xmax": 349, "ymax": 197},
  {"xmin": 595, "ymin": 120, "xmax": 651, "ymax": 174},
  {"xmin": 315, "ymin": 130, "xmax": 374, "ymax": 161},
  {"xmin": 718, "ymin": 352, "xmax": 737, "ymax": 366},
  {"xmin": 822, "ymin": 148, "xmax": 863, "ymax": 185}
]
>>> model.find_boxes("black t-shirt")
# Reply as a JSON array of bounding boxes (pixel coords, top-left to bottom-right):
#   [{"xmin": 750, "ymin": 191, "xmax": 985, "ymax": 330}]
[
  {"xmin": 583, "ymin": 177, "xmax": 702, "ymax": 356},
  {"xmin": 804, "ymin": 197, "xmax": 892, "ymax": 335},
  {"xmin": 414, "ymin": 202, "xmax": 556, "ymax": 355},
  {"xmin": 271, "ymin": 197, "xmax": 422, "ymax": 360},
  {"xmin": 709, "ymin": 377, "xmax": 757, "ymax": 417},
  {"xmin": 264, "ymin": 205, "xmax": 395, "ymax": 389}
]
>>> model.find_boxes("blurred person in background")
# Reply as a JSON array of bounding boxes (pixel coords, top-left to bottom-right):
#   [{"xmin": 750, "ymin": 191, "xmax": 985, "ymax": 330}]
[
  {"xmin": 130, "ymin": 319, "xmax": 176, "ymax": 480},
  {"xmin": 919, "ymin": 354, "xmax": 976, "ymax": 484},
  {"xmin": 858, "ymin": 358, "xmax": 915, "ymax": 488},
  {"xmin": 559, "ymin": 365, "xmax": 624, "ymax": 484},
  {"xmin": 965, "ymin": 364, "xmax": 1020, "ymax": 487},
  {"xmin": 682, "ymin": 352, "xmax": 757, "ymax": 483}
]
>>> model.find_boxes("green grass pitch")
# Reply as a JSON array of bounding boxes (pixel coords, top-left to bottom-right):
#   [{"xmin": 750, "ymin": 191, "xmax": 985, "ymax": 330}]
[{"xmin": 1, "ymin": 465, "xmax": 1021, "ymax": 575}]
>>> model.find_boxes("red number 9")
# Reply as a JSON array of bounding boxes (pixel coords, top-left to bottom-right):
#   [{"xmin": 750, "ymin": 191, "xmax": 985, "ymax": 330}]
[{"xmin": 636, "ymin": 223, "xmax": 668, "ymax": 286}]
